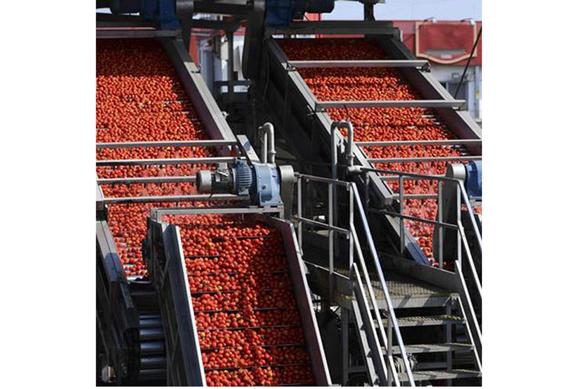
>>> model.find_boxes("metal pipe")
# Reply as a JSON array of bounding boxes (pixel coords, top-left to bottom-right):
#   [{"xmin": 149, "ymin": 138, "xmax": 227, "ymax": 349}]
[
  {"xmin": 459, "ymin": 183, "xmax": 483, "ymax": 249},
  {"xmin": 288, "ymin": 59, "xmax": 428, "ymax": 69},
  {"xmin": 351, "ymin": 183, "xmax": 415, "ymax": 385},
  {"xmin": 355, "ymin": 139, "xmax": 482, "ymax": 147},
  {"xmin": 294, "ymin": 173, "xmax": 351, "ymax": 187},
  {"xmin": 455, "ymin": 261, "xmax": 483, "ymax": 371},
  {"xmin": 351, "ymin": 229, "xmax": 396, "ymax": 384},
  {"xmin": 438, "ymin": 181, "xmax": 444, "ymax": 268},
  {"xmin": 369, "ymin": 209, "xmax": 459, "ymax": 230},
  {"xmin": 330, "ymin": 121, "xmax": 355, "ymax": 173},
  {"xmin": 346, "ymin": 122, "xmax": 355, "ymax": 168},
  {"xmin": 317, "ymin": 99, "xmax": 466, "ymax": 110},
  {"xmin": 99, "ymin": 193, "xmax": 245, "ymax": 204},
  {"xmin": 96, "ymin": 140, "xmax": 236, "ymax": 149},
  {"xmin": 399, "ymin": 176, "xmax": 405, "ymax": 254},
  {"xmin": 293, "ymin": 216, "xmax": 350, "ymax": 236},
  {"xmin": 458, "ymin": 221, "xmax": 483, "ymax": 295},
  {"xmin": 227, "ymin": 31, "xmax": 234, "ymax": 103},
  {"xmin": 97, "ymin": 176, "xmax": 197, "ymax": 185},
  {"xmin": 259, "ymin": 122, "xmax": 276, "ymax": 164},
  {"xmin": 297, "ymin": 177, "xmax": 303, "ymax": 250},
  {"xmin": 367, "ymin": 155, "xmax": 481, "ymax": 164},
  {"xmin": 359, "ymin": 167, "xmax": 470, "ymax": 184},
  {"xmin": 328, "ymin": 181, "xmax": 334, "ymax": 305},
  {"xmin": 96, "ymin": 157, "xmax": 235, "ymax": 166}
]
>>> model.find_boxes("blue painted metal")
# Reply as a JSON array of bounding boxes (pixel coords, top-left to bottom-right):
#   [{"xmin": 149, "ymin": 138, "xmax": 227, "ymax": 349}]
[
  {"xmin": 265, "ymin": 0, "xmax": 335, "ymax": 27},
  {"xmin": 110, "ymin": 0, "xmax": 179, "ymax": 29},
  {"xmin": 465, "ymin": 161, "xmax": 482, "ymax": 201},
  {"xmin": 265, "ymin": 0, "xmax": 294, "ymax": 27},
  {"xmin": 157, "ymin": 0, "xmax": 179, "ymax": 30},
  {"xmin": 251, "ymin": 163, "xmax": 283, "ymax": 206},
  {"xmin": 234, "ymin": 159, "xmax": 254, "ymax": 196}
]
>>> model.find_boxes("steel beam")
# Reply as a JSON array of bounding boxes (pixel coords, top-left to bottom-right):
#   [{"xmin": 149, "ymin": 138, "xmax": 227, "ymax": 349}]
[
  {"xmin": 268, "ymin": 21, "xmax": 399, "ymax": 36},
  {"xmin": 99, "ymin": 194, "xmax": 245, "ymax": 205},
  {"xmin": 96, "ymin": 28, "xmax": 180, "ymax": 39},
  {"xmin": 97, "ymin": 176, "xmax": 197, "ymax": 185},
  {"xmin": 356, "ymin": 139, "xmax": 482, "ymax": 147},
  {"xmin": 317, "ymin": 100, "xmax": 467, "ymax": 110},
  {"xmin": 289, "ymin": 60, "xmax": 428, "ymax": 69},
  {"xmin": 96, "ymin": 140, "xmax": 237, "ymax": 149},
  {"xmin": 368, "ymin": 155, "xmax": 481, "ymax": 164},
  {"xmin": 96, "ymin": 157, "xmax": 235, "ymax": 166}
]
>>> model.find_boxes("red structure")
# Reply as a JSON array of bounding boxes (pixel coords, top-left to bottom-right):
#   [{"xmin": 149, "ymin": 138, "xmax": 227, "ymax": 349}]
[{"xmin": 394, "ymin": 20, "xmax": 482, "ymax": 66}]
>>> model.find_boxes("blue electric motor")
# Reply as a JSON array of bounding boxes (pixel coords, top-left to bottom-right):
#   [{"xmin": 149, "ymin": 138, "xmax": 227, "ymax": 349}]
[
  {"xmin": 464, "ymin": 161, "xmax": 482, "ymax": 201},
  {"xmin": 196, "ymin": 159, "xmax": 287, "ymax": 207}
]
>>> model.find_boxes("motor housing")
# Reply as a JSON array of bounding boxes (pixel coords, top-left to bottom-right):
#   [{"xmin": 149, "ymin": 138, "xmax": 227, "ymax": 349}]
[{"xmin": 196, "ymin": 159, "xmax": 294, "ymax": 208}]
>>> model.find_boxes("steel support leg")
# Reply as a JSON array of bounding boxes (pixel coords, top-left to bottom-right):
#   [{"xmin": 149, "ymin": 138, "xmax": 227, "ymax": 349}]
[
  {"xmin": 342, "ymin": 307, "xmax": 349, "ymax": 386},
  {"xmin": 446, "ymin": 303, "xmax": 453, "ymax": 386}
]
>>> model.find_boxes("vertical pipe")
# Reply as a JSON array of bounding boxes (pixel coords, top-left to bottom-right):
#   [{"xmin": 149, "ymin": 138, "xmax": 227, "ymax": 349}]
[
  {"xmin": 387, "ymin": 315, "xmax": 394, "ymax": 386},
  {"xmin": 227, "ymin": 31, "xmax": 234, "ymax": 104},
  {"xmin": 446, "ymin": 303, "xmax": 453, "ymax": 386},
  {"xmin": 342, "ymin": 307, "xmax": 349, "ymax": 386},
  {"xmin": 348, "ymin": 185, "xmax": 354, "ymax": 271},
  {"xmin": 438, "ymin": 180, "xmax": 444, "ymax": 268},
  {"xmin": 328, "ymin": 181, "xmax": 334, "ymax": 305},
  {"xmin": 261, "ymin": 130, "xmax": 267, "ymax": 163},
  {"xmin": 297, "ymin": 177, "xmax": 303, "ymax": 251},
  {"xmin": 399, "ymin": 176, "xmax": 405, "ymax": 254},
  {"xmin": 346, "ymin": 121, "xmax": 355, "ymax": 168},
  {"xmin": 456, "ymin": 183, "xmax": 462, "ymax": 266},
  {"xmin": 364, "ymin": 172, "xmax": 370, "ymax": 216},
  {"xmin": 330, "ymin": 124, "xmax": 338, "ymax": 181},
  {"xmin": 259, "ymin": 123, "xmax": 276, "ymax": 164}
]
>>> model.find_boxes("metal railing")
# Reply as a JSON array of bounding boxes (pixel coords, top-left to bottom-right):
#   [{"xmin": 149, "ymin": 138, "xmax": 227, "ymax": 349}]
[
  {"xmin": 360, "ymin": 167, "xmax": 482, "ymax": 371},
  {"xmin": 294, "ymin": 173, "xmax": 415, "ymax": 386}
]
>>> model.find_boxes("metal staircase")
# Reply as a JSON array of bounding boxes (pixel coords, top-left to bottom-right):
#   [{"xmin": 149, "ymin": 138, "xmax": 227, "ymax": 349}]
[{"xmin": 293, "ymin": 173, "xmax": 482, "ymax": 386}]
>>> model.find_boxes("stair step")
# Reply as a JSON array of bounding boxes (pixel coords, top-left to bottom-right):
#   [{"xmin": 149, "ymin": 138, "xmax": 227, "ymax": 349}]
[
  {"xmin": 140, "ymin": 317, "xmax": 163, "ymax": 328},
  {"xmin": 388, "ymin": 315, "xmax": 464, "ymax": 327},
  {"xmin": 140, "ymin": 356, "xmax": 167, "ymax": 369},
  {"xmin": 140, "ymin": 328, "xmax": 164, "ymax": 341},
  {"xmin": 416, "ymin": 362, "xmax": 447, "ymax": 370},
  {"xmin": 140, "ymin": 341, "xmax": 165, "ymax": 356},
  {"xmin": 138, "ymin": 368, "xmax": 166, "ymax": 380},
  {"xmin": 375, "ymin": 314, "xmax": 464, "ymax": 328},
  {"xmin": 139, "ymin": 313, "xmax": 161, "ymax": 320},
  {"xmin": 399, "ymin": 369, "xmax": 481, "ymax": 382},
  {"xmin": 130, "ymin": 290, "xmax": 156, "ymax": 298},
  {"xmin": 384, "ymin": 343, "xmax": 473, "ymax": 354}
]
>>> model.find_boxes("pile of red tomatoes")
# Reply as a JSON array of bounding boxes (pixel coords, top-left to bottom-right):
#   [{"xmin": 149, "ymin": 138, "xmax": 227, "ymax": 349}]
[
  {"xmin": 96, "ymin": 39, "xmax": 215, "ymax": 276},
  {"xmin": 281, "ymin": 39, "xmax": 475, "ymax": 268},
  {"xmin": 165, "ymin": 214, "xmax": 315, "ymax": 386}
]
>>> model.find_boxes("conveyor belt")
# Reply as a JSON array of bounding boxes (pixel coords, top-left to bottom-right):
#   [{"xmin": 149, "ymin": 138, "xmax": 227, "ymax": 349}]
[
  {"xmin": 95, "ymin": 36, "xmax": 241, "ymax": 385},
  {"xmin": 145, "ymin": 211, "xmax": 331, "ymax": 386},
  {"xmin": 96, "ymin": 39, "xmax": 236, "ymax": 278},
  {"xmin": 278, "ymin": 38, "xmax": 480, "ymax": 268}
]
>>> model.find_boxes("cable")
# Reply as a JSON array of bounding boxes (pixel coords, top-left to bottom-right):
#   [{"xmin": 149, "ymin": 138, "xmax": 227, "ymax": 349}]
[{"xmin": 453, "ymin": 26, "xmax": 482, "ymax": 99}]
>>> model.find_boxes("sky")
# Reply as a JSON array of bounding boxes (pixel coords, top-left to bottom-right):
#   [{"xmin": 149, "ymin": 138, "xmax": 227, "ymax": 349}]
[{"xmin": 325, "ymin": 0, "xmax": 482, "ymax": 21}]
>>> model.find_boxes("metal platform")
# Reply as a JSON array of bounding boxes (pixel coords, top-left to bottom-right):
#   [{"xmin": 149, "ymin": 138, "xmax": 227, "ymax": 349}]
[{"xmin": 399, "ymin": 369, "xmax": 482, "ymax": 383}]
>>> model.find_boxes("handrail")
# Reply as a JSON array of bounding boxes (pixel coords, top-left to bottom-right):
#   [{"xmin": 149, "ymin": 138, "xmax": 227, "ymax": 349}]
[
  {"xmin": 359, "ymin": 167, "xmax": 481, "ymax": 283},
  {"xmin": 294, "ymin": 173, "xmax": 415, "ymax": 386},
  {"xmin": 352, "ymin": 263, "xmax": 389, "ymax": 386},
  {"xmin": 358, "ymin": 167, "xmax": 482, "ymax": 371},
  {"xmin": 359, "ymin": 166, "xmax": 482, "ymax": 253},
  {"xmin": 351, "ymin": 183, "xmax": 415, "ymax": 385},
  {"xmin": 351, "ymin": 225, "xmax": 400, "ymax": 386},
  {"xmin": 455, "ymin": 261, "xmax": 483, "ymax": 371}
]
